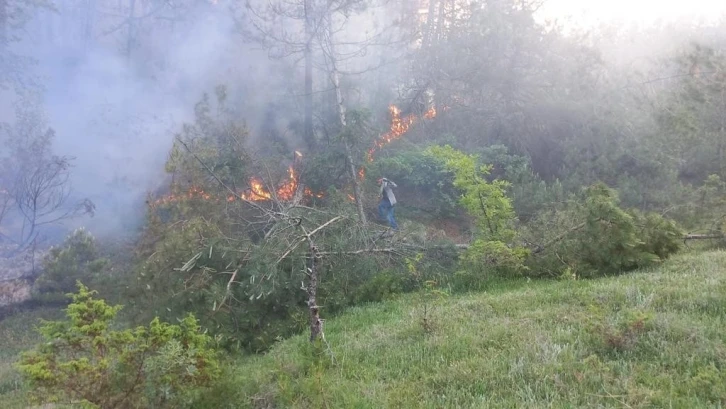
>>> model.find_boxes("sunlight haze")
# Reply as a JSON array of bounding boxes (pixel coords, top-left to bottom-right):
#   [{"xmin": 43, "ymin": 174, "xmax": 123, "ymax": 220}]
[{"xmin": 537, "ymin": 0, "xmax": 726, "ymax": 29}]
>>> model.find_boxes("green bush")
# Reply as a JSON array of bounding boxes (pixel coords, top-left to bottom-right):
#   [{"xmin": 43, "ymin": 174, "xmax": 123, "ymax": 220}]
[
  {"xmin": 426, "ymin": 145, "xmax": 528, "ymax": 282},
  {"xmin": 476, "ymin": 144, "xmax": 566, "ymax": 221},
  {"xmin": 352, "ymin": 270, "xmax": 405, "ymax": 304},
  {"xmin": 372, "ymin": 148, "xmax": 460, "ymax": 217},
  {"xmin": 34, "ymin": 228, "xmax": 108, "ymax": 299},
  {"xmin": 574, "ymin": 183, "xmax": 659, "ymax": 277},
  {"xmin": 629, "ymin": 209, "xmax": 683, "ymax": 260},
  {"xmin": 523, "ymin": 183, "xmax": 684, "ymax": 278},
  {"xmin": 461, "ymin": 239, "xmax": 530, "ymax": 276},
  {"xmin": 16, "ymin": 282, "xmax": 221, "ymax": 409}
]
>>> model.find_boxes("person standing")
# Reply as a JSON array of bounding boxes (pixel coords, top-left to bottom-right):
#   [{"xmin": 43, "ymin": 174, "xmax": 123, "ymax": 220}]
[{"xmin": 378, "ymin": 177, "xmax": 398, "ymax": 231}]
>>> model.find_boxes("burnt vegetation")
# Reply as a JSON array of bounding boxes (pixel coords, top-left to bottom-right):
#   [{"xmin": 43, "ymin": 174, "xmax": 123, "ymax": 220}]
[{"xmin": 1, "ymin": 0, "xmax": 726, "ymax": 407}]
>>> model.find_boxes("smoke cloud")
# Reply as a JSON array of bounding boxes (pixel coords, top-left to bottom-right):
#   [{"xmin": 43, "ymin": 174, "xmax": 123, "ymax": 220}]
[{"xmin": 10, "ymin": 2, "xmax": 292, "ymax": 239}]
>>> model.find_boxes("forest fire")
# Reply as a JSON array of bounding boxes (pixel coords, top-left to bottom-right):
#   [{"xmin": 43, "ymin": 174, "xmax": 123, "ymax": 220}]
[
  {"xmin": 152, "ymin": 105, "xmax": 437, "ymax": 207},
  {"xmin": 354, "ymin": 104, "xmax": 437, "ymax": 184},
  {"xmin": 366, "ymin": 105, "xmax": 437, "ymax": 162},
  {"xmin": 151, "ymin": 186, "xmax": 214, "ymax": 207},
  {"xmin": 151, "ymin": 152, "xmax": 323, "ymax": 207},
  {"xmin": 241, "ymin": 178, "xmax": 274, "ymax": 201},
  {"xmin": 272, "ymin": 166, "xmax": 298, "ymax": 201}
]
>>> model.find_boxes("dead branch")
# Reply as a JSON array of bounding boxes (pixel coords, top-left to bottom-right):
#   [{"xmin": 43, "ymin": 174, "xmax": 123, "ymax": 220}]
[
  {"xmin": 215, "ymin": 268, "xmax": 239, "ymax": 312},
  {"xmin": 684, "ymin": 233, "xmax": 725, "ymax": 240},
  {"xmin": 275, "ymin": 215, "xmax": 344, "ymax": 264},
  {"xmin": 316, "ymin": 247, "xmax": 399, "ymax": 256}
]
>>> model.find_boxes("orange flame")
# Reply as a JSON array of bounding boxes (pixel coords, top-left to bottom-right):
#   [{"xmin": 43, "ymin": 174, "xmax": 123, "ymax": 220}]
[
  {"xmin": 241, "ymin": 178, "xmax": 274, "ymax": 201},
  {"xmin": 152, "ymin": 155, "xmax": 324, "ymax": 207},
  {"xmin": 423, "ymin": 107, "xmax": 437, "ymax": 119},
  {"xmin": 152, "ymin": 104, "xmax": 440, "ymax": 209},
  {"xmin": 306, "ymin": 187, "xmax": 324, "ymax": 199},
  {"xmin": 151, "ymin": 186, "xmax": 217, "ymax": 207},
  {"xmin": 273, "ymin": 166, "xmax": 297, "ymax": 201},
  {"xmin": 366, "ymin": 105, "xmax": 436, "ymax": 163}
]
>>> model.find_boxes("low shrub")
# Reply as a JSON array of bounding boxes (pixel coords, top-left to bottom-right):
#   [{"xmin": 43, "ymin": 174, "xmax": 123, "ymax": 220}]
[
  {"xmin": 16, "ymin": 282, "xmax": 221, "ymax": 409},
  {"xmin": 33, "ymin": 228, "xmax": 108, "ymax": 299}
]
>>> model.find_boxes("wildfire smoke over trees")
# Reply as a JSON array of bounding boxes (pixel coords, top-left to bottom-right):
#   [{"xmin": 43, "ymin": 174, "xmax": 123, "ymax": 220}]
[{"xmin": 1, "ymin": 0, "xmax": 726, "ymax": 406}]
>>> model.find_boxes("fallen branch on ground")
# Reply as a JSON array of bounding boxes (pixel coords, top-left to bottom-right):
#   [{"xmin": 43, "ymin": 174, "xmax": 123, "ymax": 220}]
[{"xmin": 683, "ymin": 233, "xmax": 724, "ymax": 240}]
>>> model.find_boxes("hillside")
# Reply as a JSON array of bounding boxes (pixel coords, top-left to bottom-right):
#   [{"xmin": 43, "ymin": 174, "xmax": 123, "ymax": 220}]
[
  {"xmin": 2, "ymin": 251, "xmax": 724, "ymax": 408},
  {"xmin": 212, "ymin": 251, "xmax": 726, "ymax": 408}
]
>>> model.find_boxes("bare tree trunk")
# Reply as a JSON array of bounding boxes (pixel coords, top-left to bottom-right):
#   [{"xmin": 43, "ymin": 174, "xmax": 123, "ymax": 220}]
[
  {"xmin": 421, "ymin": 0, "xmax": 438, "ymax": 48},
  {"xmin": 306, "ymin": 240, "xmax": 322, "ymax": 342},
  {"xmin": 431, "ymin": 0, "xmax": 446, "ymax": 115},
  {"xmin": 303, "ymin": 0, "xmax": 315, "ymax": 150},
  {"xmin": 299, "ymin": 216, "xmax": 341, "ymax": 342},
  {"xmin": 325, "ymin": 16, "xmax": 367, "ymax": 224},
  {"xmin": 720, "ymin": 89, "xmax": 725, "ymax": 178},
  {"xmin": 435, "ymin": 0, "xmax": 446, "ymax": 43}
]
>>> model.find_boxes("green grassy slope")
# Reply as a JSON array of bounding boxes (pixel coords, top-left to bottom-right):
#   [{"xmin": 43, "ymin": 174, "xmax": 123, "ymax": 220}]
[{"xmin": 216, "ymin": 251, "xmax": 726, "ymax": 408}]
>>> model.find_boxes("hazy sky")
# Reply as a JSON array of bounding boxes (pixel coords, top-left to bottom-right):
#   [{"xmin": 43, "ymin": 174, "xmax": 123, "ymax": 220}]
[{"xmin": 537, "ymin": 0, "xmax": 726, "ymax": 29}]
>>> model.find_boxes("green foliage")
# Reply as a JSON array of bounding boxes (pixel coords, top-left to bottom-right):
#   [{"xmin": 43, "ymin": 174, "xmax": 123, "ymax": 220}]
[
  {"xmin": 426, "ymin": 145, "xmax": 515, "ymax": 240},
  {"xmin": 461, "ymin": 239, "xmax": 529, "ymax": 276},
  {"xmin": 131, "ymin": 91, "xmax": 309, "ymax": 352},
  {"xmin": 351, "ymin": 270, "xmax": 405, "ymax": 304},
  {"xmin": 372, "ymin": 149, "xmax": 459, "ymax": 217},
  {"xmin": 134, "ymin": 214, "xmax": 307, "ymax": 352},
  {"xmin": 338, "ymin": 108, "xmax": 374, "ymax": 146},
  {"xmin": 165, "ymin": 88, "xmax": 253, "ymax": 196},
  {"xmin": 575, "ymin": 183, "xmax": 657, "ymax": 277},
  {"xmin": 426, "ymin": 145, "xmax": 528, "ymax": 278},
  {"xmin": 417, "ymin": 279, "xmax": 448, "ymax": 334},
  {"xmin": 628, "ymin": 209, "xmax": 683, "ymax": 259},
  {"xmin": 587, "ymin": 308, "xmax": 655, "ymax": 354},
  {"xmin": 0, "ymin": 306, "xmax": 64, "ymax": 408},
  {"xmin": 477, "ymin": 145, "xmax": 567, "ymax": 220},
  {"xmin": 676, "ymin": 175, "xmax": 726, "ymax": 239},
  {"xmin": 524, "ymin": 183, "xmax": 684, "ymax": 278},
  {"xmin": 34, "ymin": 228, "xmax": 108, "ymax": 299},
  {"xmin": 16, "ymin": 282, "xmax": 220, "ymax": 409},
  {"xmin": 653, "ymin": 44, "xmax": 726, "ymax": 184}
]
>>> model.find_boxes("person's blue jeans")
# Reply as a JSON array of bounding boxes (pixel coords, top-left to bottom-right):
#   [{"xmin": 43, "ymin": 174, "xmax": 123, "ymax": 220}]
[{"xmin": 378, "ymin": 198, "xmax": 398, "ymax": 230}]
